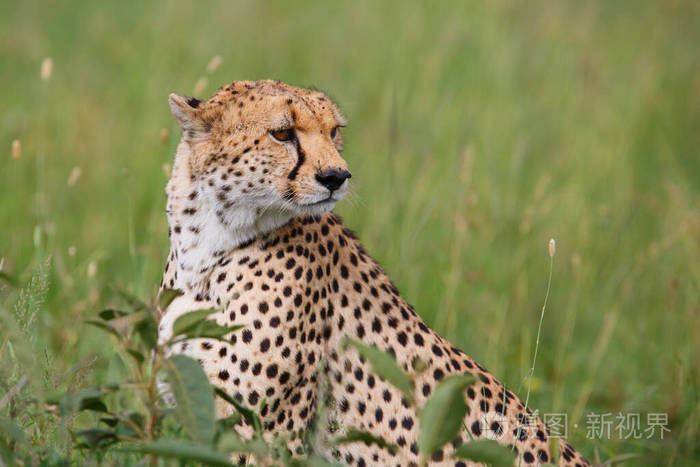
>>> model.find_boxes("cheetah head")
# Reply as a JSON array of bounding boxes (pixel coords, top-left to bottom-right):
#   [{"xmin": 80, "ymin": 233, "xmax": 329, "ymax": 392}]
[{"xmin": 167, "ymin": 80, "xmax": 350, "ymax": 243}]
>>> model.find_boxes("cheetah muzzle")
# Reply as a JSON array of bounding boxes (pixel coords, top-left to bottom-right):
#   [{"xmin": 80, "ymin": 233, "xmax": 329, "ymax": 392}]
[{"xmin": 158, "ymin": 80, "xmax": 590, "ymax": 466}]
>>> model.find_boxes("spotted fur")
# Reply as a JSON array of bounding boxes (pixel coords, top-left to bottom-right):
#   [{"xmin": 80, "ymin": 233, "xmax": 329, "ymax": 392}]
[{"xmin": 158, "ymin": 80, "xmax": 590, "ymax": 466}]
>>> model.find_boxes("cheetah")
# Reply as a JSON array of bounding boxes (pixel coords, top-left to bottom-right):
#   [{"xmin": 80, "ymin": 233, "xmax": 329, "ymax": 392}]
[{"xmin": 157, "ymin": 80, "xmax": 590, "ymax": 466}]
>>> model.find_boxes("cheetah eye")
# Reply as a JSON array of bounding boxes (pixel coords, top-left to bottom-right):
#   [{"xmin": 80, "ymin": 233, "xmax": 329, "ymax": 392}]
[
  {"xmin": 270, "ymin": 128, "xmax": 296, "ymax": 143},
  {"xmin": 330, "ymin": 126, "xmax": 341, "ymax": 139}
]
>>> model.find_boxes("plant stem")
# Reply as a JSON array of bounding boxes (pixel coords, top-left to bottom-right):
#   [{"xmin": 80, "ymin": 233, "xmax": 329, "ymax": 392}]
[
  {"xmin": 524, "ymin": 254, "xmax": 553, "ymax": 410},
  {"xmin": 518, "ymin": 253, "xmax": 554, "ymax": 466}
]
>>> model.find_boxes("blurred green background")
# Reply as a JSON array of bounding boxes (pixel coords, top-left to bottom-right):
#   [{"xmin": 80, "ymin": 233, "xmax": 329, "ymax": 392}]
[{"xmin": 1, "ymin": 0, "xmax": 698, "ymax": 464}]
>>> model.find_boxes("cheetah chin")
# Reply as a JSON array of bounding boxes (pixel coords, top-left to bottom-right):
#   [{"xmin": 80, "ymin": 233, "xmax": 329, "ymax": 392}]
[{"xmin": 157, "ymin": 80, "xmax": 590, "ymax": 467}]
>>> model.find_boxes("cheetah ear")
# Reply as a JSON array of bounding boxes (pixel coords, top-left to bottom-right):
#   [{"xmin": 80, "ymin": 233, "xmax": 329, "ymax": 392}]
[{"xmin": 169, "ymin": 93, "xmax": 204, "ymax": 131}]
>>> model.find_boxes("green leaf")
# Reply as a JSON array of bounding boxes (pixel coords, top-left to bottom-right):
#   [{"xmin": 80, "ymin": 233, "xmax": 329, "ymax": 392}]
[
  {"xmin": 217, "ymin": 433, "xmax": 268, "ymax": 457},
  {"xmin": 122, "ymin": 439, "xmax": 233, "ymax": 466},
  {"xmin": 214, "ymin": 387, "xmax": 262, "ymax": 436},
  {"xmin": 171, "ymin": 308, "xmax": 244, "ymax": 342},
  {"xmin": 52, "ymin": 384, "xmax": 119, "ymax": 415},
  {"xmin": 106, "ymin": 412, "xmax": 143, "ymax": 439},
  {"xmin": 75, "ymin": 428, "xmax": 118, "ymax": 448},
  {"xmin": 159, "ymin": 288, "xmax": 183, "ymax": 311},
  {"xmin": 411, "ymin": 356, "xmax": 429, "ymax": 375},
  {"xmin": 125, "ymin": 411, "xmax": 145, "ymax": 430},
  {"xmin": 342, "ymin": 337, "xmax": 414, "ymax": 403},
  {"xmin": 134, "ymin": 313, "xmax": 158, "ymax": 349},
  {"xmin": 189, "ymin": 322, "xmax": 244, "ymax": 340},
  {"xmin": 173, "ymin": 309, "xmax": 218, "ymax": 335},
  {"xmin": 115, "ymin": 288, "xmax": 148, "ymax": 311},
  {"xmin": 417, "ymin": 373, "xmax": 476, "ymax": 462},
  {"xmin": 454, "ymin": 439, "xmax": 516, "ymax": 466},
  {"xmin": 97, "ymin": 309, "xmax": 129, "ymax": 321},
  {"xmin": 85, "ymin": 319, "xmax": 121, "ymax": 338},
  {"xmin": 80, "ymin": 398, "xmax": 108, "ymax": 413},
  {"xmin": 215, "ymin": 412, "xmax": 242, "ymax": 440},
  {"xmin": 100, "ymin": 417, "xmax": 119, "ymax": 428},
  {"xmin": 330, "ymin": 428, "xmax": 398, "ymax": 455},
  {"xmin": 0, "ymin": 416, "xmax": 27, "ymax": 446},
  {"xmin": 163, "ymin": 354, "xmax": 216, "ymax": 445},
  {"xmin": 126, "ymin": 348, "xmax": 145, "ymax": 363}
]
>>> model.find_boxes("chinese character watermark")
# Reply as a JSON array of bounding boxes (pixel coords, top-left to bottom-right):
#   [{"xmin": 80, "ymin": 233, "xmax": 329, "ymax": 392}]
[
  {"xmin": 586, "ymin": 412, "xmax": 613, "ymax": 439},
  {"xmin": 541, "ymin": 412, "xmax": 670, "ymax": 440},
  {"xmin": 543, "ymin": 413, "xmax": 568, "ymax": 438},
  {"xmin": 645, "ymin": 413, "xmax": 670, "ymax": 440},
  {"xmin": 615, "ymin": 412, "xmax": 642, "ymax": 439}
]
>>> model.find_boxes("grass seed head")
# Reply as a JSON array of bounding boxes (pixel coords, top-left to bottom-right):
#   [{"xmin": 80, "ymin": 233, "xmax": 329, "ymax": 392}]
[
  {"xmin": 206, "ymin": 55, "xmax": 223, "ymax": 73},
  {"xmin": 87, "ymin": 261, "xmax": 97, "ymax": 279},
  {"xmin": 12, "ymin": 139, "xmax": 21, "ymax": 160},
  {"xmin": 549, "ymin": 238, "xmax": 556, "ymax": 257},
  {"xmin": 193, "ymin": 77, "xmax": 208, "ymax": 96},
  {"xmin": 67, "ymin": 167, "xmax": 82, "ymax": 187},
  {"xmin": 160, "ymin": 127, "xmax": 169, "ymax": 145},
  {"xmin": 40, "ymin": 57, "xmax": 53, "ymax": 81}
]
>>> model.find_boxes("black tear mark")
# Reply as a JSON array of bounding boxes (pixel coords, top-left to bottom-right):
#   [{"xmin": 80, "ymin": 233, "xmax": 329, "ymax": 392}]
[
  {"xmin": 186, "ymin": 97, "xmax": 201, "ymax": 108},
  {"xmin": 287, "ymin": 142, "xmax": 306, "ymax": 180}
]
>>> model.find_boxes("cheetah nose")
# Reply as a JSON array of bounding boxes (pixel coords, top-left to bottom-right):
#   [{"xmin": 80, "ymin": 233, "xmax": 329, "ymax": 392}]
[{"xmin": 315, "ymin": 169, "xmax": 351, "ymax": 192}]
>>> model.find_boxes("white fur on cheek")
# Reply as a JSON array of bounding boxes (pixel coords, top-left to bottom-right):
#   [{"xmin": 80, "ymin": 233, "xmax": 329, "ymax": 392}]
[{"xmin": 165, "ymin": 142, "xmax": 295, "ymax": 289}]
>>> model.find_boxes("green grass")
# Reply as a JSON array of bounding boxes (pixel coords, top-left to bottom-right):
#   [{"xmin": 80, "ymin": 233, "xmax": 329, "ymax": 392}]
[{"xmin": 1, "ymin": 0, "xmax": 699, "ymax": 464}]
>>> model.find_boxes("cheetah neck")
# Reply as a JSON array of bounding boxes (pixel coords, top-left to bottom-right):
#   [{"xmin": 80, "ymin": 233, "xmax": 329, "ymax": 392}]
[{"xmin": 166, "ymin": 141, "xmax": 295, "ymax": 290}]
